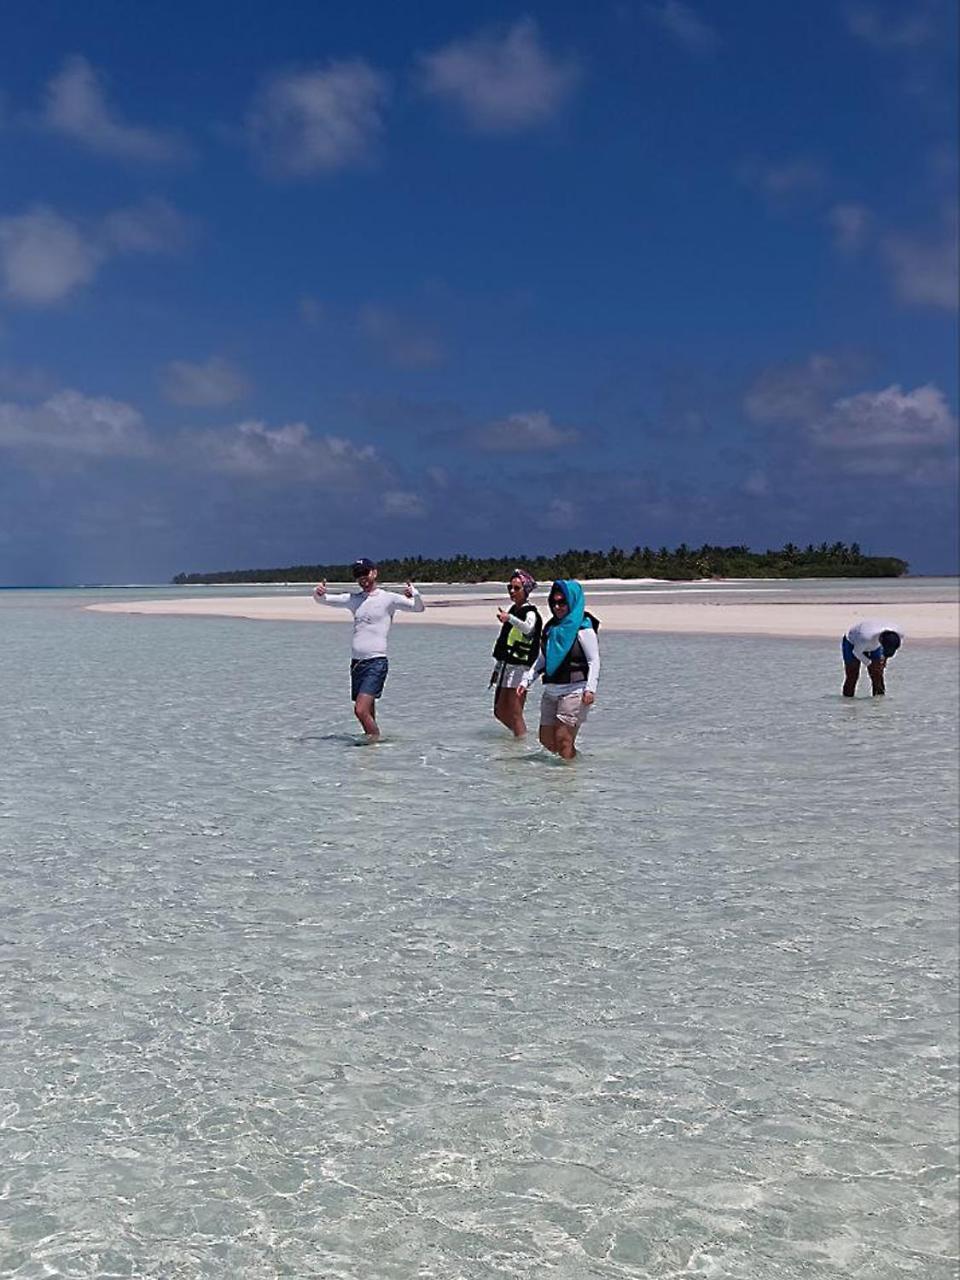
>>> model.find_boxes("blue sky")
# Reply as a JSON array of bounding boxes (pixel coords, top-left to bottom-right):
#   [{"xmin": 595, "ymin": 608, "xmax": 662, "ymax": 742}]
[{"xmin": 0, "ymin": 0, "xmax": 956, "ymax": 584}]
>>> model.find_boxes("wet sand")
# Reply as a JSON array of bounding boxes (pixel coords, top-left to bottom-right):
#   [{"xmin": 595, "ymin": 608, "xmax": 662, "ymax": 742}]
[{"xmin": 87, "ymin": 588, "xmax": 958, "ymax": 642}]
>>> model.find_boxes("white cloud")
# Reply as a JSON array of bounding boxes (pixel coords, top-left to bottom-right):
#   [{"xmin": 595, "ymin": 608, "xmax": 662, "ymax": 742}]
[
  {"xmin": 383, "ymin": 489, "xmax": 427, "ymax": 518},
  {"xmin": 0, "ymin": 207, "xmax": 102, "ymax": 305},
  {"xmin": 926, "ymin": 142, "xmax": 958, "ymax": 184},
  {"xmin": 299, "ymin": 295, "xmax": 326, "ymax": 327},
  {"xmin": 742, "ymin": 469, "xmax": 770, "ymax": 496},
  {"xmin": 744, "ymin": 354, "xmax": 858, "ymax": 424},
  {"xmin": 648, "ymin": 1, "xmax": 720, "ymax": 54},
  {"xmin": 752, "ymin": 360, "xmax": 960, "ymax": 471},
  {"xmin": 0, "ymin": 200, "xmax": 189, "ymax": 307},
  {"xmin": 41, "ymin": 55, "xmax": 187, "ymax": 162},
  {"xmin": 418, "ymin": 19, "xmax": 580, "ymax": 133},
  {"xmin": 881, "ymin": 210, "xmax": 959, "ymax": 309},
  {"xmin": 0, "ymin": 364, "xmax": 58, "ymax": 399},
  {"xmin": 0, "ymin": 385, "xmax": 406, "ymax": 496},
  {"xmin": 743, "ymin": 157, "xmax": 824, "ymax": 199},
  {"xmin": 826, "ymin": 201, "xmax": 957, "ymax": 310},
  {"xmin": 358, "ymin": 304, "xmax": 444, "ymax": 369},
  {"xmin": 161, "ymin": 357, "xmax": 251, "ymax": 407},
  {"xmin": 746, "ymin": 358, "xmax": 957, "ymax": 476},
  {"xmin": 0, "ymin": 389, "xmax": 152, "ymax": 457},
  {"xmin": 845, "ymin": 4, "xmax": 935, "ymax": 48},
  {"xmin": 812, "ymin": 383, "xmax": 957, "ymax": 451},
  {"xmin": 828, "ymin": 202, "xmax": 872, "ymax": 253},
  {"xmin": 473, "ymin": 409, "xmax": 580, "ymax": 452},
  {"xmin": 540, "ymin": 497, "xmax": 578, "ymax": 529},
  {"xmin": 102, "ymin": 197, "xmax": 192, "ymax": 255},
  {"xmin": 182, "ymin": 419, "xmax": 383, "ymax": 484},
  {"xmin": 247, "ymin": 61, "xmax": 389, "ymax": 176}
]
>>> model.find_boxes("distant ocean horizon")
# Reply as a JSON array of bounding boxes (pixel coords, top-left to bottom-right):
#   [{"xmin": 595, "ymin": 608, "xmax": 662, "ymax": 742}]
[{"xmin": 2, "ymin": 572, "xmax": 959, "ymax": 592}]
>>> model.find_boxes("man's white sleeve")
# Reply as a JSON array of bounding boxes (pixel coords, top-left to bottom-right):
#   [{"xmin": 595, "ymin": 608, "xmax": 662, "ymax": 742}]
[
  {"xmin": 390, "ymin": 589, "xmax": 426, "ymax": 614},
  {"xmin": 314, "ymin": 591, "xmax": 352, "ymax": 607}
]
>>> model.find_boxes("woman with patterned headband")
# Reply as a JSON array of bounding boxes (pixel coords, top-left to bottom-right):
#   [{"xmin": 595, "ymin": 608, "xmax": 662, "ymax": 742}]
[{"xmin": 490, "ymin": 568, "xmax": 542, "ymax": 737}]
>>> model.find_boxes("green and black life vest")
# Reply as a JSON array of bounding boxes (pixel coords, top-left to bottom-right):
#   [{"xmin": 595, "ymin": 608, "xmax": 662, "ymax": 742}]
[
  {"xmin": 542, "ymin": 613, "xmax": 600, "ymax": 684},
  {"xmin": 492, "ymin": 602, "xmax": 542, "ymax": 665}
]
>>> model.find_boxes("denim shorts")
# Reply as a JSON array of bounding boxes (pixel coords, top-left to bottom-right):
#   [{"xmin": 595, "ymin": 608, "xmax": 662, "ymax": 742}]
[
  {"xmin": 842, "ymin": 637, "xmax": 882, "ymax": 664},
  {"xmin": 351, "ymin": 656, "xmax": 388, "ymax": 701}
]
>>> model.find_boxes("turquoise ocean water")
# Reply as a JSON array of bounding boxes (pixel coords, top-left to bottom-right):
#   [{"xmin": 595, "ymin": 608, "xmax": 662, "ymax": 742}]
[{"xmin": 1, "ymin": 580, "xmax": 957, "ymax": 1278}]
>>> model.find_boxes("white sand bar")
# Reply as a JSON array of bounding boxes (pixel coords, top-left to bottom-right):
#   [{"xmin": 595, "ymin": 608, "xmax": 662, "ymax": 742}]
[{"xmin": 87, "ymin": 591, "xmax": 958, "ymax": 642}]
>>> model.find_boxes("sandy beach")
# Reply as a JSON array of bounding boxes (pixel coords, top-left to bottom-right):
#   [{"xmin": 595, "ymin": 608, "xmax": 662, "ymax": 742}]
[{"xmin": 87, "ymin": 585, "xmax": 959, "ymax": 642}]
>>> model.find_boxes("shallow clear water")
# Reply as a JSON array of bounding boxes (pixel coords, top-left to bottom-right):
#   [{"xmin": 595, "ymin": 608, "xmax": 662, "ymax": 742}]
[{"xmin": 1, "ymin": 588, "xmax": 957, "ymax": 1278}]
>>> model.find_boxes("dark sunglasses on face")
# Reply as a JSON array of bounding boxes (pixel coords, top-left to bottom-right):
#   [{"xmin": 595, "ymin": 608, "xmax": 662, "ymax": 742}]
[
  {"xmin": 550, "ymin": 597, "xmax": 566, "ymax": 608},
  {"xmin": 507, "ymin": 582, "xmax": 523, "ymax": 591}
]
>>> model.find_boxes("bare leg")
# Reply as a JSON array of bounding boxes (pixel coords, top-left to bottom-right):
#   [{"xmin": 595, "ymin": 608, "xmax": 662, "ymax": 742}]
[
  {"xmin": 493, "ymin": 687, "xmax": 512, "ymax": 730},
  {"xmin": 539, "ymin": 725, "xmax": 558, "ymax": 754},
  {"xmin": 842, "ymin": 660, "xmax": 861, "ymax": 698},
  {"xmin": 354, "ymin": 693, "xmax": 380, "ymax": 738},
  {"xmin": 867, "ymin": 658, "xmax": 886, "ymax": 696},
  {"xmin": 554, "ymin": 724, "xmax": 578, "ymax": 760},
  {"xmin": 494, "ymin": 688, "xmax": 527, "ymax": 737}
]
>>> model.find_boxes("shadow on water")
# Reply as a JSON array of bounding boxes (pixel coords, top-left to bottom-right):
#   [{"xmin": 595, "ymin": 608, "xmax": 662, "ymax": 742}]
[
  {"xmin": 294, "ymin": 731, "xmax": 396, "ymax": 747},
  {"xmin": 295, "ymin": 731, "xmax": 358, "ymax": 745}
]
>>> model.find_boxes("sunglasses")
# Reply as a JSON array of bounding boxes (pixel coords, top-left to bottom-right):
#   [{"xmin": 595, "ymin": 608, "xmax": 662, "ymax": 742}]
[
  {"xmin": 507, "ymin": 582, "xmax": 524, "ymax": 591},
  {"xmin": 550, "ymin": 597, "xmax": 567, "ymax": 608}
]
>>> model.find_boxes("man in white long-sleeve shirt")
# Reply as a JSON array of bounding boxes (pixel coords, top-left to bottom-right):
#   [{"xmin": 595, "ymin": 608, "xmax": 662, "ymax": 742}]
[
  {"xmin": 842, "ymin": 618, "xmax": 903, "ymax": 697},
  {"xmin": 314, "ymin": 557, "xmax": 425, "ymax": 737}
]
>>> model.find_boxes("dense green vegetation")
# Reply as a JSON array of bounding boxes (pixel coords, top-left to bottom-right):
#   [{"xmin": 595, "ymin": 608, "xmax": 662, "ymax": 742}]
[{"xmin": 173, "ymin": 542, "xmax": 908, "ymax": 584}]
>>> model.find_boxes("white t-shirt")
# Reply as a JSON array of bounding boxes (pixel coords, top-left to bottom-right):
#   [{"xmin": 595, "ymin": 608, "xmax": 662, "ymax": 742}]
[
  {"xmin": 315, "ymin": 586, "xmax": 425, "ymax": 659},
  {"xmin": 845, "ymin": 619, "xmax": 903, "ymax": 663}
]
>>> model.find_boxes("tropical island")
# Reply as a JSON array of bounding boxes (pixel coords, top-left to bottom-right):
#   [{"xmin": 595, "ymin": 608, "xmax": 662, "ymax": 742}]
[{"xmin": 172, "ymin": 542, "xmax": 908, "ymax": 585}]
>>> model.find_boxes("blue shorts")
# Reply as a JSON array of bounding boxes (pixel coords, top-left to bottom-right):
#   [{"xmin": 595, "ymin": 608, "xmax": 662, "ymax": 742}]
[
  {"xmin": 842, "ymin": 637, "xmax": 883, "ymax": 664},
  {"xmin": 351, "ymin": 656, "xmax": 388, "ymax": 701}
]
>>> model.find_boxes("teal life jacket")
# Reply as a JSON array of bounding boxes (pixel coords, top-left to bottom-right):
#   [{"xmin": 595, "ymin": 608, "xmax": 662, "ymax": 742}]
[{"xmin": 492, "ymin": 602, "xmax": 542, "ymax": 665}]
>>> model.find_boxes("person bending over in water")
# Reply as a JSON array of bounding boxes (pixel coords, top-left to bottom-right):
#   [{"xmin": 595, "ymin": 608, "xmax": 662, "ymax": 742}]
[
  {"xmin": 842, "ymin": 619, "xmax": 903, "ymax": 697},
  {"xmin": 490, "ymin": 568, "xmax": 542, "ymax": 737},
  {"xmin": 314, "ymin": 557, "xmax": 425, "ymax": 738},
  {"xmin": 519, "ymin": 579, "xmax": 599, "ymax": 760}
]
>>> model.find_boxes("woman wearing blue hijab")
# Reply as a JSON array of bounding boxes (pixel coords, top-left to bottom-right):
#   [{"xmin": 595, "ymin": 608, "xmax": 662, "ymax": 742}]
[{"xmin": 519, "ymin": 580, "xmax": 600, "ymax": 759}]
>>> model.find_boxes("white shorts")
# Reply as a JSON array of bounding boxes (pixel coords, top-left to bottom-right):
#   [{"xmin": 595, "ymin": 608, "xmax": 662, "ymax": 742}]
[
  {"xmin": 539, "ymin": 684, "xmax": 591, "ymax": 729},
  {"xmin": 491, "ymin": 662, "xmax": 527, "ymax": 690}
]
